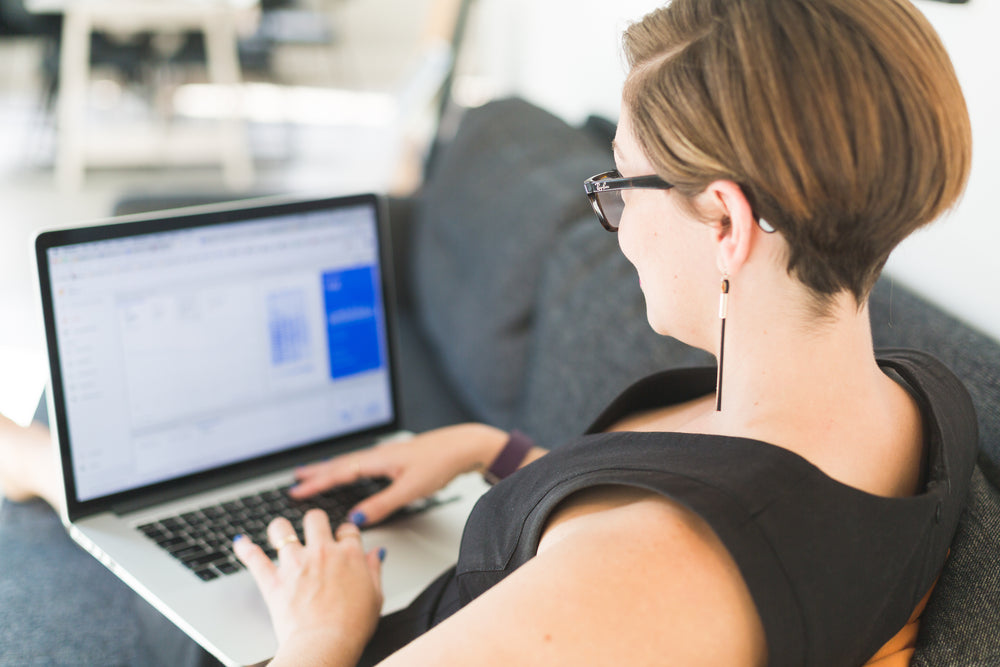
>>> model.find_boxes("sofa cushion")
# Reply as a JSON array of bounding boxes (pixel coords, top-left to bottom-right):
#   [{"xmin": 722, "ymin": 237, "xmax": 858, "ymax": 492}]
[
  {"xmin": 869, "ymin": 278, "xmax": 1000, "ymax": 486},
  {"xmin": 912, "ymin": 466, "xmax": 1000, "ymax": 665},
  {"xmin": 0, "ymin": 499, "xmax": 207, "ymax": 665},
  {"xmin": 411, "ymin": 98, "xmax": 611, "ymax": 428},
  {"xmin": 516, "ymin": 215, "xmax": 712, "ymax": 446},
  {"xmin": 394, "ymin": 309, "xmax": 476, "ymax": 432}
]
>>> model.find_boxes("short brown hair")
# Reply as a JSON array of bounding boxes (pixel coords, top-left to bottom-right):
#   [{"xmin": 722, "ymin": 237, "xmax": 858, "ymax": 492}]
[{"xmin": 622, "ymin": 0, "xmax": 972, "ymax": 303}]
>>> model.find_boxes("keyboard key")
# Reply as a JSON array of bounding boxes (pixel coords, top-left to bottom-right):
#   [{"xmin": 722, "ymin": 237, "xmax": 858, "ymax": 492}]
[
  {"xmin": 202, "ymin": 536, "xmax": 227, "ymax": 550},
  {"xmin": 141, "ymin": 527, "xmax": 167, "ymax": 541},
  {"xmin": 217, "ymin": 561, "xmax": 242, "ymax": 574},
  {"xmin": 160, "ymin": 517, "xmax": 185, "ymax": 531},
  {"xmin": 173, "ymin": 545, "xmax": 208, "ymax": 560},
  {"xmin": 155, "ymin": 536, "xmax": 190, "ymax": 550},
  {"xmin": 182, "ymin": 551, "xmax": 229, "ymax": 568}
]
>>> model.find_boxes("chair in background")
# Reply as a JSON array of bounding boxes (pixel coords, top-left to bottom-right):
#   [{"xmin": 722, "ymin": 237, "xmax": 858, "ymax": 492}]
[
  {"xmin": 111, "ymin": 0, "xmax": 478, "ymax": 203},
  {"xmin": 33, "ymin": 0, "xmax": 260, "ymax": 191}
]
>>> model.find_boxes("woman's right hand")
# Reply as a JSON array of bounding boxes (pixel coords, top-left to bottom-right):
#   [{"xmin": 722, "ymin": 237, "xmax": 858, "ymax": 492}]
[{"xmin": 288, "ymin": 423, "xmax": 509, "ymax": 526}]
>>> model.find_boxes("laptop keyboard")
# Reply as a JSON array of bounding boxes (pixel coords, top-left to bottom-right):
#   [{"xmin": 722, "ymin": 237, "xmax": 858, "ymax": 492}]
[{"xmin": 136, "ymin": 477, "xmax": 392, "ymax": 582}]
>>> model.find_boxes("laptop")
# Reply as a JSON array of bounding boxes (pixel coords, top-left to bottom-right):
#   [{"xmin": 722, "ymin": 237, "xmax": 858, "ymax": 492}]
[{"xmin": 34, "ymin": 193, "xmax": 488, "ymax": 666}]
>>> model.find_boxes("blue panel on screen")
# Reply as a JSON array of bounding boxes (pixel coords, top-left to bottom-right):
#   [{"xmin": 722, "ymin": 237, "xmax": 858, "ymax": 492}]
[{"xmin": 322, "ymin": 267, "xmax": 382, "ymax": 379}]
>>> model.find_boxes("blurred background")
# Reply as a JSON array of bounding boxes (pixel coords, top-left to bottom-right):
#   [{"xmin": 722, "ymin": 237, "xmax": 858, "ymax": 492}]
[{"xmin": 0, "ymin": 0, "xmax": 997, "ymax": 426}]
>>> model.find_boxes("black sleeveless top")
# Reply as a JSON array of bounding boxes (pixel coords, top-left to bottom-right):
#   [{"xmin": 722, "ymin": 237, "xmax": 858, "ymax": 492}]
[{"xmin": 363, "ymin": 349, "xmax": 978, "ymax": 666}]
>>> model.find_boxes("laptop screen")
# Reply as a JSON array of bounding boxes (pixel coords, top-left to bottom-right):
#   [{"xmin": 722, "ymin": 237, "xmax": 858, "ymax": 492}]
[{"xmin": 40, "ymin": 196, "xmax": 396, "ymax": 504}]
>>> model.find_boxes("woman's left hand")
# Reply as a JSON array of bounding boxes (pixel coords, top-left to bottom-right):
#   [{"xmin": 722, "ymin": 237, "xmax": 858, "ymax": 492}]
[{"xmin": 233, "ymin": 509, "xmax": 384, "ymax": 666}]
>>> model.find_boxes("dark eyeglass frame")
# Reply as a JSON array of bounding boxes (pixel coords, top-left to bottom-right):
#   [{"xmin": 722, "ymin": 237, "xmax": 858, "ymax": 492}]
[
  {"xmin": 584, "ymin": 169, "xmax": 778, "ymax": 234},
  {"xmin": 584, "ymin": 169, "xmax": 673, "ymax": 232}
]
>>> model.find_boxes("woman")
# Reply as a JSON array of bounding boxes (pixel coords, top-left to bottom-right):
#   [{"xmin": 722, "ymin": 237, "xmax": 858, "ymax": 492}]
[
  {"xmin": 1, "ymin": 0, "xmax": 977, "ymax": 664},
  {"xmin": 228, "ymin": 0, "xmax": 977, "ymax": 664}
]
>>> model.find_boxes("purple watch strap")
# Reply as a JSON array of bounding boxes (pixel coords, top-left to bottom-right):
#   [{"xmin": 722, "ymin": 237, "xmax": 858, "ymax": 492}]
[{"xmin": 485, "ymin": 430, "xmax": 534, "ymax": 484}]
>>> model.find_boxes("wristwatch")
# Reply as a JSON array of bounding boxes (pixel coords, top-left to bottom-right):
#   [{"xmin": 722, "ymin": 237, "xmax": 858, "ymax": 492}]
[{"xmin": 484, "ymin": 430, "xmax": 534, "ymax": 485}]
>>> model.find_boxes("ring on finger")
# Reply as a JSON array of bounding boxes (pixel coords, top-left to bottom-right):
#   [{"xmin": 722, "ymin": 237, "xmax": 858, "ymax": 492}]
[
  {"xmin": 274, "ymin": 533, "xmax": 299, "ymax": 551},
  {"xmin": 336, "ymin": 523, "xmax": 361, "ymax": 541}
]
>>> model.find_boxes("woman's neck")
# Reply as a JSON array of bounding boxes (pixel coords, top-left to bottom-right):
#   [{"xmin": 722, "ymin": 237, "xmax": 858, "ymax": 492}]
[
  {"xmin": 723, "ymin": 296, "xmax": 880, "ymax": 412},
  {"xmin": 694, "ymin": 286, "xmax": 924, "ymax": 496},
  {"xmin": 699, "ymin": 286, "xmax": 896, "ymax": 440}
]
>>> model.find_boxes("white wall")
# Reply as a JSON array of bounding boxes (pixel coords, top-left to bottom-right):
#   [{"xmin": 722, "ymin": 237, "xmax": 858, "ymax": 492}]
[
  {"xmin": 887, "ymin": 0, "xmax": 1000, "ymax": 341},
  {"xmin": 465, "ymin": 0, "xmax": 1000, "ymax": 342},
  {"xmin": 467, "ymin": 0, "xmax": 653, "ymax": 123}
]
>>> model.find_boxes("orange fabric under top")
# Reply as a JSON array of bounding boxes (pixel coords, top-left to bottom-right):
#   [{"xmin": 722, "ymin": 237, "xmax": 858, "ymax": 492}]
[{"xmin": 862, "ymin": 580, "xmax": 937, "ymax": 667}]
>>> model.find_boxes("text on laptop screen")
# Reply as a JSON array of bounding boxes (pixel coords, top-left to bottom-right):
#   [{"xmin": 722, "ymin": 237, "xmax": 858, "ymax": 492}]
[{"xmin": 47, "ymin": 203, "xmax": 393, "ymax": 502}]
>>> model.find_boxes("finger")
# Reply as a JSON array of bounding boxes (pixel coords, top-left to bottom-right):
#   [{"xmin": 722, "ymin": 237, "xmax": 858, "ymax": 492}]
[
  {"xmin": 233, "ymin": 535, "xmax": 277, "ymax": 591},
  {"xmin": 334, "ymin": 521, "xmax": 363, "ymax": 544},
  {"xmin": 302, "ymin": 508, "xmax": 334, "ymax": 545},
  {"xmin": 366, "ymin": 547, "xmax": 386, "ymax": 601},
  {"xmin": 290, "ymin": 454, "xmax": 382, "ymax": 499},
  {"xmin": 267, "ymin": 517, "xmax": 301, "ymax": 553},
  {"xmin": 348, "ymin": 480, "xmax": 421, "ymax": 526},
  {"xmin": 292, "ymin": 457, "xmax": 350, "ymax": 484},
  {"xmin": 293, "ymin": 457, "xmax": 332, "ymax": 477},
  {"xmin": 289, "ymin": 463, "xmax": 350, "ymax": 499}
]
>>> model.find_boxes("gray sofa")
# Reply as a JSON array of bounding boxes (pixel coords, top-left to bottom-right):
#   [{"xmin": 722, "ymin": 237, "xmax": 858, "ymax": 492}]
[{"xmin": 2, "ymin": 97, "xmax": 997, "ymax": 664}]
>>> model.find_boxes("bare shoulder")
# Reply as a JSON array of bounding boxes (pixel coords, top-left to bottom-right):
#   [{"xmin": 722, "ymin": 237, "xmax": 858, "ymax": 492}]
[{"xmin": 382, "ymin": 489, "xmax": 767, "ymax": 666}]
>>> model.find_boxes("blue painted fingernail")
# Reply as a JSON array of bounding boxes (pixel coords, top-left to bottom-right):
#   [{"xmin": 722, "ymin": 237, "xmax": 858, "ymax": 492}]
[
  {"xmin": 378, "ymin": 547, "xmax": 387, "ymax": 562},
  {"xmin": 350, "ymin": 511, "xmax": 367, "ymax": 527},
  {"xmin": 233, "ymin": 534, "xmax": 245, "ymax": 543}
]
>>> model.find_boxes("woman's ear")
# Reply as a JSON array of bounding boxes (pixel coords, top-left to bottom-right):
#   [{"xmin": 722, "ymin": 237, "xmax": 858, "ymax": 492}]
[{"xmin": 701, "ymin": 180, "xmax": 756, "ymax": 276}]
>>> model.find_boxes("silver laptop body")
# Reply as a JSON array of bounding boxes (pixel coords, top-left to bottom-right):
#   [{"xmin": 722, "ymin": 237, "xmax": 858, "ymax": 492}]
[{"xmin": 35, "ymin": 194, "xmax": 486, "ymax": 666}]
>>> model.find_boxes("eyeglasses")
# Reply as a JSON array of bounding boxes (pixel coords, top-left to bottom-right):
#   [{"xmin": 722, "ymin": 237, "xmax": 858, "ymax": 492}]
[
  {"xmin": 584, "ymin": 169, "xmax": 778, "ymax": 234},
  {"xmin": 584, "ymin": 169, "xmax": 673, "ymax": 232}
]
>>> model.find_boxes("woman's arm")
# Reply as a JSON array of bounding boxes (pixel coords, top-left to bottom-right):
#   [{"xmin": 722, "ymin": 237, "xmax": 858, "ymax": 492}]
[
  {"xmin": 380, "ymin": 493, "xmax": 768, "ymax": 666},
  {"xmin": 236, "ymin": 482, "xmax": 765, "ymax": 666},
  {"xmin": 290, "ymin": 423, "xmax": 548, "ymax": 526}
]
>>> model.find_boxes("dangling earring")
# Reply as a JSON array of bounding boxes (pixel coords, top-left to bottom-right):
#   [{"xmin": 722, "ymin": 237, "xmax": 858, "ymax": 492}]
[{"xmin": 716, "ymin": 274, "xmax": 730, "ymax": 412}]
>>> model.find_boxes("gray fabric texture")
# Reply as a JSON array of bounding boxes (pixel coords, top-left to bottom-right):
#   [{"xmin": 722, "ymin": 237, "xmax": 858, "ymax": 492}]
[
  {"xmin": 516, "ymin": 216, "xmax": 712, "ymax": 446},
  {"xmin": 869, "ymin": 279, "xmax": 1000, "ymax": 486},
  {"xmin": 0, "ymin": 500, "xmax": 140, "ymax": 666},
  {"xmin": 394, "ymin": 309, "xmax": 475, "ymax": 432},
  {"xmin": 0, "ymin": 499, "xmax": 213, "ymax": 667},
  {"xmin": 388, "ymin": 196, "xmax": 476, "ymax": 431},
  {"xmin": 912, "ymin": 466, "xmax": 1000, "ymax": 664},
  {"xmin": 411, "ymin": 97, "xmax": 610, "ymax": 429}
]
